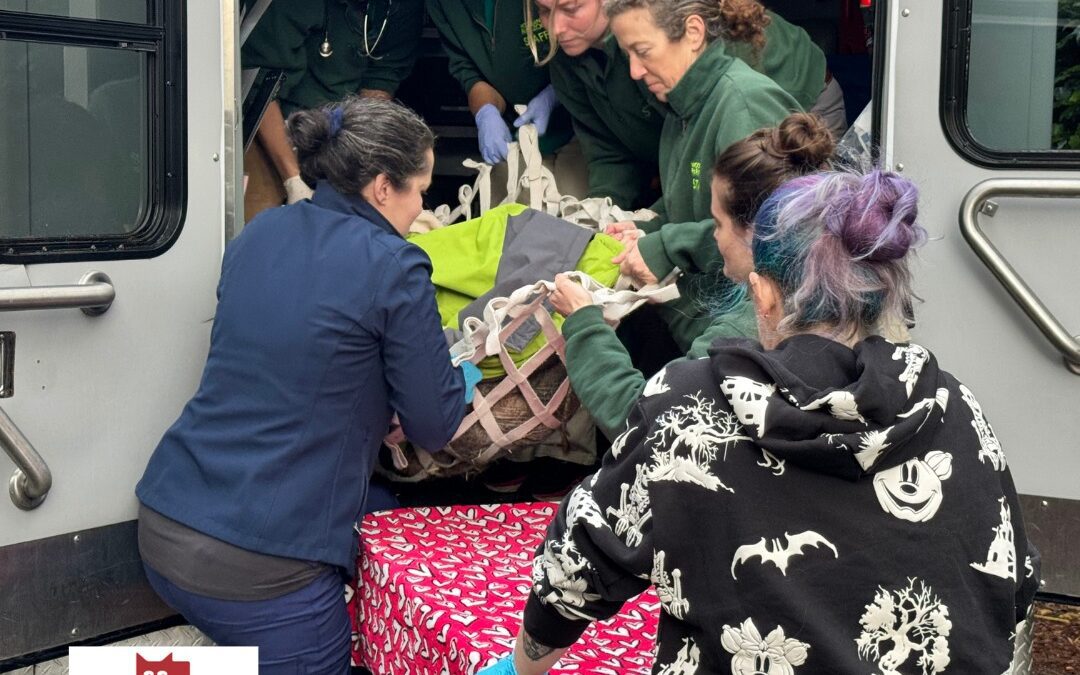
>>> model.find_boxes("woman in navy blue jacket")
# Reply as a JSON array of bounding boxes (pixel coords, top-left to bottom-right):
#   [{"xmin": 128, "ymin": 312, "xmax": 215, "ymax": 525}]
[{"xmin": 136, "ymin": 97, "xmax": 465, "ymax": 674}]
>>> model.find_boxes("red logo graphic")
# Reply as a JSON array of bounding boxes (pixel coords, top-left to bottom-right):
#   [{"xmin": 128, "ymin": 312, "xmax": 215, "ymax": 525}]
[{"xmin": 137, "ymin": 653, "xmax": 190, "ymax": 675}]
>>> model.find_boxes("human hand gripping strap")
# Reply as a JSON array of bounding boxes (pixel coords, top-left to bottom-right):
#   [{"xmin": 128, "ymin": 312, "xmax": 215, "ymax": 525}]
[
  {"xmin": 384, "ymin": 270, "xmax": 679, "ymax": 472},
  {"xmin": 475, "ymin": 103, "xmax": 513, "ymax": 165},
  {"xmin": 449, "ymin": 270, "xmax": 681, "ymax": 367},
  {"xmin": 410, "ymin": 111, "xmax": 656, "ymax": 232},
  {"xmin": 513, "ymin": 84, "xmax": 559, "ymax": 136}
]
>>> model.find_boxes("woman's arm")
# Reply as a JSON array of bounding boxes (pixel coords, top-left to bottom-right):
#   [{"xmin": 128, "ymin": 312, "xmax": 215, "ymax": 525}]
[
  {"xmin": 468, "ymin": 81, "xmax": 507, "ymax": 116},
  {"xmin": 548, "ymin": 276, "xmax": 648, "ymax": 439},
  {"xmin": 635, "ymin": 218, "xmax": 722, "ymax": 279},
  {"xmin": 256, "ymin": 101, "xmax": 302, "ymax": 184},
  {"xmin": 426, "ymin": 0, "xmax": 490, "ymax": 102},
  {"xmin": 517, "ymin": 400, "xmax": 658, "ymax": 663},
  {"xmin": 562, "ymin": 307, "xmax": 648, "ymax": 440},
  {"xmin": 380, "ymin": 245, "xmax": 466, "ymax": 450}
]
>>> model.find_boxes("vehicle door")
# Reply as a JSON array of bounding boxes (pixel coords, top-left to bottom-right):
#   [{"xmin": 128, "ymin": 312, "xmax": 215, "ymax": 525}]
[
  {"xmin": 0, "ymin": 0, "xmax": 240, "ymax": 664},
  {"xmin": 879, "ymin": 0, "xmax": 1079, "ymax": 597}
]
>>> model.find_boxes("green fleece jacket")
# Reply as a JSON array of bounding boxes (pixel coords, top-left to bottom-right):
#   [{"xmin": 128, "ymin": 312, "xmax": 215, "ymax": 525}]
[
  {"xmin": 548, "ymin": 17, "xmax": 821, "ymax": 208},
  {"xmin": 632, "ymin": 16, "xmax": 824, "ymax": 286},
  {"xmin": 635, "ymin": 40, "xmax": 798, "ymax": 352},
  {"xmin": 426, "ymin": 0, "xmax": 572, "ymax": 154},
  {"xmin": 562, "ymin": 300, "xmax": 756, "ymax": 439},
  {"xmin": 549, "ymin": 36, "xmax": 665, "ymax": 208},
  {"xmin": 241, "ymin": 0, "xmax": 423, "ymax": 116},
  {"xmin": 729, "ymin": 11, "xmax": 828, "ymax": 111}
]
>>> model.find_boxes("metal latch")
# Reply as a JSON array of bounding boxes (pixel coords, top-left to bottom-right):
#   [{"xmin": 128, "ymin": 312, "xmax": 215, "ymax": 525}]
[{"xmin": 0, "ymin": 332, "xmax": 13, "ymax": 398}]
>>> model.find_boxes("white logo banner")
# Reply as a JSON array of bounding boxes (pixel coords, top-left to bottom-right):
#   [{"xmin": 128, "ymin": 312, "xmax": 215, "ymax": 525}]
[{"xmin": 69, "ymin": 646, "xmax": 257, "ymax": 675}]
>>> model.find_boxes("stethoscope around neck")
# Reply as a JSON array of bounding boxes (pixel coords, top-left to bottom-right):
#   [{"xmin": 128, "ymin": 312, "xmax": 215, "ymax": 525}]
[{"xmin": 319, "ymin": 0, "xmax": 391, "ymax": 60}]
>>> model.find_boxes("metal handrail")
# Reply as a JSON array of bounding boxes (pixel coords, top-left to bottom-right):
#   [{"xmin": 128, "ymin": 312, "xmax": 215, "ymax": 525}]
[
  {"xmin": 1, "ymin": 407, "xmax": 51, "ymax": 510},
  {"xmin": 0, "ymin": 271, "xmax": 114, "ymax": 315},
  {"xmin": 0, "ymin": 271, "xmax": 114, "ymax": 509},
  {"xmin": 959, "ymin": 178, "xmax": 1080, "ymax": 374}
]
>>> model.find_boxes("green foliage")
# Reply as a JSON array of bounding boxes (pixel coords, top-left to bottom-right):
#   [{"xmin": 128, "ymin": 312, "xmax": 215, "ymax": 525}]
[{"xmin": 1053, "ymin": 1, "xmax": 1080, "ymax": 148}]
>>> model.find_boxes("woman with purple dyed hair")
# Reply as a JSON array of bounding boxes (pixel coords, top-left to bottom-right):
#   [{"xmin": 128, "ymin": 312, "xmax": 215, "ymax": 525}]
[{"xmin": 486, "ymin": 170, "xmax": 1039, "ymax": 675}]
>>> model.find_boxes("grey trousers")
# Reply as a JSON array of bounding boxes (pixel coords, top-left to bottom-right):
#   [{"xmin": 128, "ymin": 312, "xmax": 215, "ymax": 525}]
[{"xmin": 811, "ymin": 77, "xmax": 849, "ymax": 140}]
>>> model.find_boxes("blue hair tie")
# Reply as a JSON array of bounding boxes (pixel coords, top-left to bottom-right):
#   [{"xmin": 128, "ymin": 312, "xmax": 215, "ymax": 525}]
[{"xmin": 328, "ymin": 107, "xmax": 345, "ymax": 137}]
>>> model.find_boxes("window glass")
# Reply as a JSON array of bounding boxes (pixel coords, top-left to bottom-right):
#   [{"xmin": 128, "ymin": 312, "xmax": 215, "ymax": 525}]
[
  {"xmin": 967, "ymin": 0, "xmax": 1079, "ymax": 151},
  {"xmin": 0, "ymin": 0, "xmax": 146, "ymax": 24},
  {"xmin": 0, "ymin": 40, "xmax": 148, "ymax": 239}
]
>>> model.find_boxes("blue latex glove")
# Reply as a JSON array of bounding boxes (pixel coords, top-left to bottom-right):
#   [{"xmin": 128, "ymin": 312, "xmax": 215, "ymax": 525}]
[
  {"xmin": 513, "ymin": 84, "xmax": 559, "ymax": 136},
  {"xmin": 475, "ymin": 103, "xmax": 512, "ymax": 164},
  {"xmin": 460, "ymin": 361, "xmax": 483, "ymax": 405},
  {"xmin": 476, "ymin": 655, "xmax": 518, "ymax": 675}
]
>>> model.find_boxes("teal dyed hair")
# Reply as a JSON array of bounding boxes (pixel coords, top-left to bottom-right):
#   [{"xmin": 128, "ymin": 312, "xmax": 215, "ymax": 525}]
[{"xmin": 752, "ymin": 170, "xmax": 927, "ymax": 339}]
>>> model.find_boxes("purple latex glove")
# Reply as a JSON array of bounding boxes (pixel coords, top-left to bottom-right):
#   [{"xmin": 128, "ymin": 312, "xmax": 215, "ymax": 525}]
[
  {"xmin": 475, "ymin": 103, "xmax": 512, "ymax": 164},
  {"xmin": 477, "ymin": 656, "xmax": 518, "ymax": 675},
  {"xmin": 513, "ymin": 84, "xmax": 559, "ymax": 136}
]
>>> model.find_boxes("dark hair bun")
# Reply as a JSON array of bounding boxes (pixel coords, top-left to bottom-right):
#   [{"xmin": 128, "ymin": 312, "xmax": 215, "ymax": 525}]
[
  {"xmin": 285, "ymin": 97, "xmax": 434, "ymax": 195},
  {"xmin": 836, "ymin": 170, "xmax": 926, "ymax": 262},
  {"xmin": 286, "ymin": 108, "xmax": 335, "ymax": 183},
  {"xmin": 775, "ymin": 112, "xmax": 835, "ymax": 170}
]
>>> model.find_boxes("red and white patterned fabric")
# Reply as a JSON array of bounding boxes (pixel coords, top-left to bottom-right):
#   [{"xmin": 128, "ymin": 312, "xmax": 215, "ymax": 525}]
[{"xmin": 347, "ymin": 503, "xmax": 659, "ymax": 674}]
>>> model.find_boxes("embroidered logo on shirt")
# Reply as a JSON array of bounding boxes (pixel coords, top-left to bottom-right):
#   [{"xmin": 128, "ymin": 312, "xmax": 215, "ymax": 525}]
[
  {"xmin": 521, "ymin": 19, "xmax": 549, "ymax": 46},
  {"xmin": 690, "ymin": 161, "xmax": 702, "ymax": 191}
]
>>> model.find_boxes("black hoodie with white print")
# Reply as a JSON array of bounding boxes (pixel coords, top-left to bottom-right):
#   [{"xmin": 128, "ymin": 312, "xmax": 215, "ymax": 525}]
[{"xmin": 524, "ymin": 334, "xmax": 1040, "ymax": 675}]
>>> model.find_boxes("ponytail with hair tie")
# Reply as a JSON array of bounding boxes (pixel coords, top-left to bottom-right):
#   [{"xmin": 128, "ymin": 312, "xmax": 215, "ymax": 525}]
[
  {"xmin": 287, "ymin": 96, "xmax": 433, "ymax": 195},
  {"xmin": 328, "ymin": 107, "xmax": 345, "ymax": 139}
]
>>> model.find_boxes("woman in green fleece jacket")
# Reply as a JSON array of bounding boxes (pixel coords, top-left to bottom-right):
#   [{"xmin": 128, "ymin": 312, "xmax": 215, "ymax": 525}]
[
  {"xmin": 549, "ymin": 113, "xmax": 835, "ymax": 438},
  {"xmin": 591, "ymin": 0, "xmax": 796, "ymax": 357},
  {"xmin": 530, "ymin": 0, "xmax": 839, "ymax": 209}
]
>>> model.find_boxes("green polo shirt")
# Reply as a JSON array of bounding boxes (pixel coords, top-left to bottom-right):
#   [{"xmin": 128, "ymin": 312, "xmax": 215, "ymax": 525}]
[
  {"xmin": 241, "ymin": 0, "xmax": 423, "ymax": 116},
  {"xmin": 548, "ymin": 35, "xmax": 665, "ymax": 208},
  {"xmin": 426, "ymin": 0, "xmax": 572, "ymax": 154}
]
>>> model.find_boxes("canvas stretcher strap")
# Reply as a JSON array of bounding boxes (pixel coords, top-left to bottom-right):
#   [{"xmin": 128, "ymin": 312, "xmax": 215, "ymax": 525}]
[
  {"xmin": 382, "ymin": 272, "xmax": 680, "ymax": 471},
  {"xmin": 420, "ymin": 114, "xmax": 658, "ymax": 232}
]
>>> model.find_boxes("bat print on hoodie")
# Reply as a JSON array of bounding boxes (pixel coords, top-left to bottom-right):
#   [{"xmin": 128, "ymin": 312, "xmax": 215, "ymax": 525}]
[{"xmin": 524, "ymin": 335, "xmax": 1039, "ymax": 674}]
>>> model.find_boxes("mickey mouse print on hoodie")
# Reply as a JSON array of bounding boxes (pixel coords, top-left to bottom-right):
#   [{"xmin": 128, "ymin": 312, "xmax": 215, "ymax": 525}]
[{"xmin": 524, "ymin": 335, "xmax": 1040, "ymax": 674}]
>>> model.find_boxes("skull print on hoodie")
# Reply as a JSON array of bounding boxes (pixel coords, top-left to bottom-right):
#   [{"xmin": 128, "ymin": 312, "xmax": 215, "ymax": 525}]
[{"xmin": 523, "ymin": 335, "xmax": 1039, "ymax": 674}]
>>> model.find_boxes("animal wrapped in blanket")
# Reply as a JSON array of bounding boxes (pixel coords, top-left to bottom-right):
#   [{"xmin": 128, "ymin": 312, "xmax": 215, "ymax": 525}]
[{"xmin": 378, "ymin": 204, "xmax": 678, "ymax": 481}]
